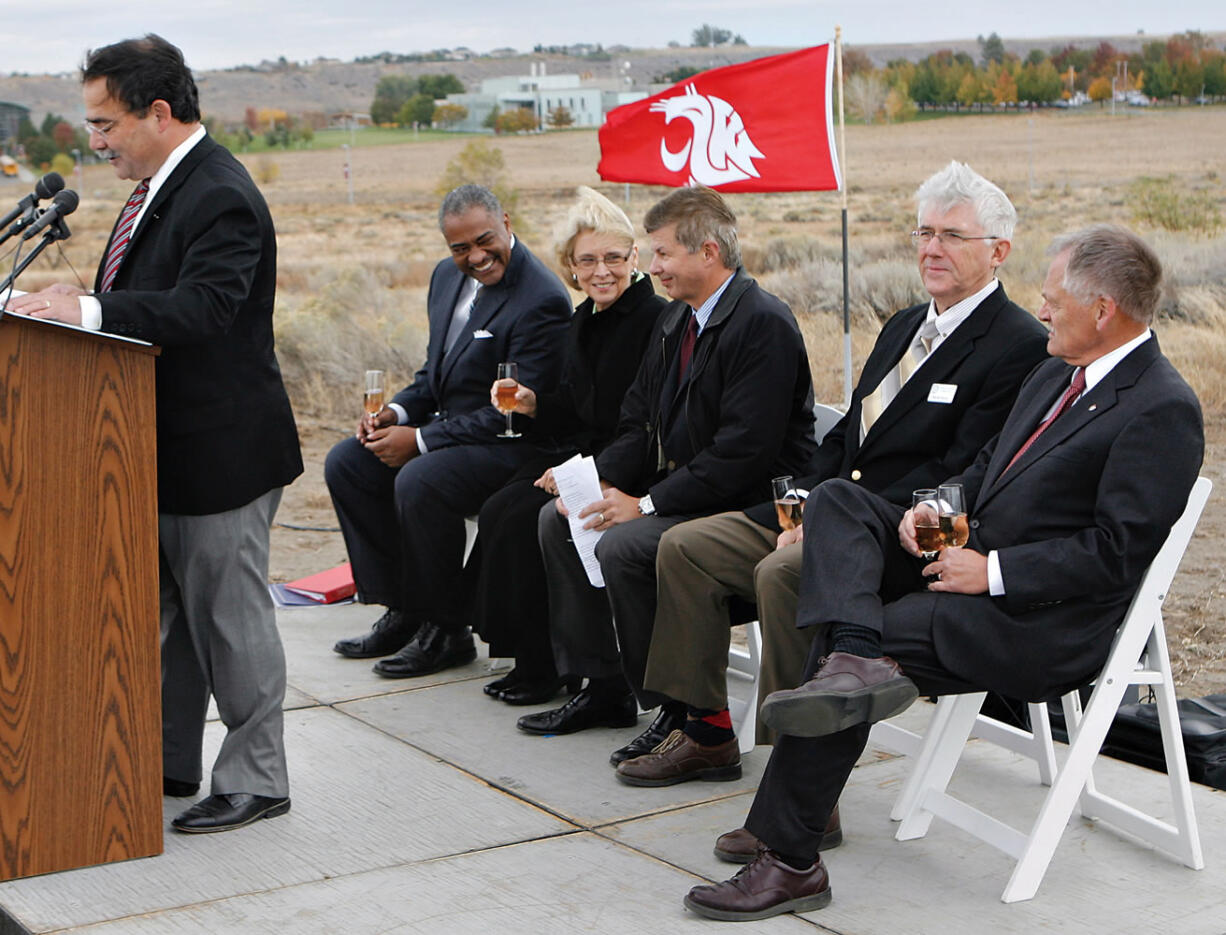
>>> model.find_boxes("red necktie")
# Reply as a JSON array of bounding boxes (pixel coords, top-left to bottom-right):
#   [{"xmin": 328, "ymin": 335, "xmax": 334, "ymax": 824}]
[
  {"xmin": 99, "ymin": 179, "xmax": 150, "ymax": 293},
  {"xmin": 677, "ymin": 312, "xmax": 698, "ymax": 384},
  {"xmin": 1003, "ymin": 368, "xmax": 1086, "ymax": 474}
]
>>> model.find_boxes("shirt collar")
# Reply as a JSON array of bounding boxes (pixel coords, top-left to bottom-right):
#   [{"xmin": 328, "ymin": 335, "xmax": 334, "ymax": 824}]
[
  {"xmin": 691, "ymin": 271, "xmax": 736, "ymax": 333},
  {"xmin": 1083, "ymin": 328, "xmax": 1152, "ymax": 392},
  {"xmin": 924, "ymin": 278, "xmax": 999, "ymax": 339},
  {"xmin": 146, "ymin": 124, "xmax": 206, "ymax": 203}
]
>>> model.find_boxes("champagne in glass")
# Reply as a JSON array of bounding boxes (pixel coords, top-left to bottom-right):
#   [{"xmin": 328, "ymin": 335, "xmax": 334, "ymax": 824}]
[
  {"xmin": 912, "ymin": 488, "xmax": 942, "ymax": 559},
  {"xmin": 364, "ymin": 369, "xmax": 385, "ymax": 417},
  {"xmin": 771, "ymin": 475, "xmax": 803, "ymax": 531},
  {"xmin": 938, "ymin": 483, "xmax": 969, "ymax": 549},
  {"xmin": 496, "ymin": 362, "xmax": 520, "ymax": 438}
]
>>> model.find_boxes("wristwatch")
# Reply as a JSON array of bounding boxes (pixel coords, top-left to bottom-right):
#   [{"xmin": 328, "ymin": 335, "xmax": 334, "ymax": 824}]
[{"xmin": 637, "ymin": 494, "xmax": 656, "ymax": 516}]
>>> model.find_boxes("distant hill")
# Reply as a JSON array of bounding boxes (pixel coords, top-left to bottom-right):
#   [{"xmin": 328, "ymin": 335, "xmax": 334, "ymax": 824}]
[{"xmin": 2, "ymin": 32, "xmax": 1222, "ymax": 126}]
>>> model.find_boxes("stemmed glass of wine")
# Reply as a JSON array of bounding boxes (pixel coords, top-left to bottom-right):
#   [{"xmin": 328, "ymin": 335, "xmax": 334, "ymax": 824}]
[{"xmin": 495, "ymin": 362, "xmax": 520, "ymax": 438}]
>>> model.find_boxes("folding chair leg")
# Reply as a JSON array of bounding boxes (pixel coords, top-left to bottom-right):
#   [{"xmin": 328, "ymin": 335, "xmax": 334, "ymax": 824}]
[{"xmin": 895, "ymin": 694, "xmax": 986, "ymax": 838}]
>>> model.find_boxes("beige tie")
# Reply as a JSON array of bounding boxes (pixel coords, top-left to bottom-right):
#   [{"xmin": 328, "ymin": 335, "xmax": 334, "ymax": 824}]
[{"xmin": 861, "ymin": 319, "xmax": 939, "ymax": 437}]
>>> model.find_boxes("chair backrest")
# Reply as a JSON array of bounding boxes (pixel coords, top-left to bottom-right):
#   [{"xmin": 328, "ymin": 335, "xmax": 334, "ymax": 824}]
[
  {"xmin": 813, "ymin": 402, "xmax": 843, "ymax": 443},
  {"xmin": 1118, "ymin": 475, "xmax": 1211, "ymax": 625}
]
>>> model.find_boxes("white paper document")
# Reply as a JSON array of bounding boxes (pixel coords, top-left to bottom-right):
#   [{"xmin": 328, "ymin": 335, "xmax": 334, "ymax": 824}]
[{"xmin": 552, "ymin": 453, "xmax": 606, "ymax": 588}]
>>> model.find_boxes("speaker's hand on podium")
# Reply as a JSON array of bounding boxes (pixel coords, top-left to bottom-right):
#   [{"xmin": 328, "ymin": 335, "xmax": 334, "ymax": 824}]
[{"xmin": 5, "ymin": 285, "xmax": 85, "ymax": 325}]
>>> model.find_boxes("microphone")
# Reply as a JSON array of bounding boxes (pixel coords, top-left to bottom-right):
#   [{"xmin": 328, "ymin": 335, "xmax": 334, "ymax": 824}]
[
  {"xmin": 0, "ymin": 172, "xmax": 64, "ymax": 230},
  {"xmin": 21, "ymin": 190, "xmax": 79, "ymax": 240}
]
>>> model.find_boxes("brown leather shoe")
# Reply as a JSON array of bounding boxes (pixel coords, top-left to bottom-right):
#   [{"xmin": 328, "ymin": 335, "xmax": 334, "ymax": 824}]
[
  {"xmin": 760, "ymin": 651, "xmax": 918, "ymax": 737},
  {"xmin": 615, "ymin": 730, "xmax": 741, "ymax": 787},
  {"xmin": 684, "ymin": 848, "xmax": 831, "ymax": 921},
  {"xmin": 714, "ymin": 805, "xmax": 843, "ymax": 863}
]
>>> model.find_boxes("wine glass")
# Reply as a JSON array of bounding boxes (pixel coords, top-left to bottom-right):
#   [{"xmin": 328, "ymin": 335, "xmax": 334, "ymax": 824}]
[
  {"xmin": 364, "ymin": 369, "xmax": 385, "ymax": 418},
  {"xmin": 495, "ymin": 362, "xmax": 520, "ymax": 438},
  {"xmin": 772, "ymin": 475, "xmax": 802, "ymax": 531},
  {"xmin": 938, "ymin": 483, "xmax": 969, "ymax": 549},
  {"xmin": 912, "ymin": 488, "xmax": 941, "ymax": 560}
]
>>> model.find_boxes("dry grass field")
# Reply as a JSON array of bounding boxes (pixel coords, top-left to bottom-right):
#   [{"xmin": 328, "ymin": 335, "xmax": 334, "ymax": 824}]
[{"xmin": 10, "ymin": 105, "xmax": 1226, "ymax": 695}]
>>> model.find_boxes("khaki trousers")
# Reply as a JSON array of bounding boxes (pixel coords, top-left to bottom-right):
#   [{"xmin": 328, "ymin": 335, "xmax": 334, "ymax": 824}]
[{"xmin": 645, "ymin": 511, "xmax": 817, "ymax": 744}]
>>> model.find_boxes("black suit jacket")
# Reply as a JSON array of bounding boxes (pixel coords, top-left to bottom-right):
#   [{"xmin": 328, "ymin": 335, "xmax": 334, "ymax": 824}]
[
  {"xmin": 745, "ymin": 284, "xmax": 1049, "ymax": 528},
  {"xmin": 391, "ymin": 239, "xmax": 571, "ymax": 448},
  {"xmin": 934, "ymin": 337, "xmax": 1203, "ymax": 699},
  {"xmin": 97, "ymin": 133, "xmax": 302, "ymax": 516},
  {"xmin": 597, "ymin": 270, "xmax": 818, "ymax": 517}
]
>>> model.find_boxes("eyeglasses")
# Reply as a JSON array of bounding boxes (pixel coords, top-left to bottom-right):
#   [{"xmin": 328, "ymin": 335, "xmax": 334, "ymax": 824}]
[
  {"xmin": 573, "ymin": 251, "xmax": 631, "ymax": 271},
  {"xmin": 910, "ymin": 229, "xmax": 999, "ymax": 248},
  {"xmin": 83, "ymin": 119, "xmax": 120, "ymax": 140}
]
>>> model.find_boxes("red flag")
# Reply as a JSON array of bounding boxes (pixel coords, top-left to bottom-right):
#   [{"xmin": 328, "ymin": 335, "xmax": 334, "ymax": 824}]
[{"xmin": 598, "ymin": 45, "xmax": 841, "ymax": 193}]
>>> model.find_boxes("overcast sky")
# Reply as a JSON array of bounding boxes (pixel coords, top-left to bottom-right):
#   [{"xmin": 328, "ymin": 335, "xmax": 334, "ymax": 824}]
[{"xmin": 2, "ymin": 1, "xmax": 1223, "ymax": 75}]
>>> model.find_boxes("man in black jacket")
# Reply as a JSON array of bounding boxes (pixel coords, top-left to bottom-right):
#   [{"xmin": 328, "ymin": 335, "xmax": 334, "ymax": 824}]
[
  {"xmin": 11, "ymin": 35, "xmax": 302, "ymax": 834},
  {"xmin": 519, "ymin": 187, "xmax": 818, "ymax": 770},
  {"xmin": 326, "ymin": 185, "xmax": 571, "ymax": 678},
  {"xmin": 619, "ymin": 162, "xmax": 1047, "ymax": 794}
]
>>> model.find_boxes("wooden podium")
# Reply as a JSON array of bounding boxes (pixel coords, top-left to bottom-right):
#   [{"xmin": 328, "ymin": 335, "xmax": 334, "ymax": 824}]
[{"xmin": 0, "ymin": 313, "xmax": 162, "ymax": 880}]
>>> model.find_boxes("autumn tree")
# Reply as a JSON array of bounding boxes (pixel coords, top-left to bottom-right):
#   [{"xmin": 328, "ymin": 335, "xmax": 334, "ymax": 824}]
[
  {"xmin": 433, "ymin": 103, "xmax": 468, "ymax": 128},
  {"xmin": 1088, "ymin": 76, "xmax": 1113, "ymax": 105},
  {"xmin": 546, "ymin": 105, "xmax": 574, "ymax": 128}
]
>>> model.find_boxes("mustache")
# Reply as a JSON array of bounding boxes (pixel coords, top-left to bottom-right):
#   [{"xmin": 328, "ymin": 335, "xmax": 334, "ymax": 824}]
[{"xmin": 95, "ymin": 146, "xmax": 116, "ymax": 160}]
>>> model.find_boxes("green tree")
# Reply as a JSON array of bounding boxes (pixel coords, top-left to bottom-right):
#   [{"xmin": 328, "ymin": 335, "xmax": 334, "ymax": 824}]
[
  {"xmin": 655, "ymin": 65, "xmax": 701, "ymax": 84},
  {"xmin": 691, "ymin": 24, "xmax": 733, "ymax": 47},
  {"xmin": 978, "ymin": 32, "xmax": 1006, "ymax": 67},
  {"xmin": 418, "ymin": 73, "xmax": 465, "ymax": 98},
  {"xmin": 371, "ymin": 75, "xmax": 418, "ymax": 124},
  {"xmin": 494, "ymin": 108, "xmax": 539, "ymax": 134},
  {"xmin": 398, "ymin": 93, "xmax": 436, "ymax": 126},
  {"xmin": 1174, "ymin": 58, "xmax": 1205, "ymax": 102},
  {"xmin": 1143, "ymin": 60, "xmax": 1174, "ymax": 100}
]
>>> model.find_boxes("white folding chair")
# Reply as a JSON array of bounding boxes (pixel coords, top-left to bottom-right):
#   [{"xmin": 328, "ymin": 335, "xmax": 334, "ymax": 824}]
[
  {"xmin": 727, "ymin": 621, "xmax": 763, "ymax": 755},
  {"xmin": 890, "ymin": 476, "xmax": 1211, "ymax": 902}
]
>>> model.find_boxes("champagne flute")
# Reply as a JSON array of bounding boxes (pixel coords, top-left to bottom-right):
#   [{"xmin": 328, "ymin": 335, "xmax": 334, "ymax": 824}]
[
  {"xmin": 772, "ymin": 475, "xmax": 803, "ymax": 532},
  {"xmin": 938, "ymin": 483, "xmax": 969, "ymax": 549},
  {"xmin": 912, "ymin": 488, "xmax": 941, "ymax": 560},
  {"xmin": 495, "ymin": 362, "xmax": 520, "ymax": 438},
  {"xmin": 364, "ymin": 369, "xmax": 385, "ymax": 418}
]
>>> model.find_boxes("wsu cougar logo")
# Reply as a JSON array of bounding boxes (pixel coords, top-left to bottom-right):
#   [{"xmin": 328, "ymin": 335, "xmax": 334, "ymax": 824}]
[{"xmin": 650, "ymin": 84, "xmax": 765, "ymax": 187}]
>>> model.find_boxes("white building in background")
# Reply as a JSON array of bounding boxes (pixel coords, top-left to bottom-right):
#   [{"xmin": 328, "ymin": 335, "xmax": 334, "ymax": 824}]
[{"xmin": 445, "ymin": 61, "xmax": 647, "ymax": 132}]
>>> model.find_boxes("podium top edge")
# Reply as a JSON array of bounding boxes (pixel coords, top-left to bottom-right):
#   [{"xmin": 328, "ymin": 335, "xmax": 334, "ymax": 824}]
[{"xmin": 1, "ymin": 312, "xmax": 160, "ymax": 356}]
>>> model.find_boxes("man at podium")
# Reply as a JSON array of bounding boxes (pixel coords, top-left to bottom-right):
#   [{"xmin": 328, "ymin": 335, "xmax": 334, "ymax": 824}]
[{"xmin": 6, "ymin": 35, "xmax": 302, "ymax": 834}]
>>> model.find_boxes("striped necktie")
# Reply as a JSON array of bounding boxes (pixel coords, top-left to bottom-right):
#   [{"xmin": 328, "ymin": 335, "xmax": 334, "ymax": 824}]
[
  {"xmin": 861, "ymin": 318, "xmax": 940, "ymax": 436},
  {"xmin": 99, "ymin": 179, "xmax": 150, "ymax": 293},
  {"xmin": 1002, "ymin": 368, "xmax": 1086, "ymax": 474}
]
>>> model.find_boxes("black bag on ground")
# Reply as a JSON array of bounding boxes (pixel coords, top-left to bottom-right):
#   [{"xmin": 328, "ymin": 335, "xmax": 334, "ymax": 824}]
[{"xmin": 1055, "ymin": 693, "xmax": 1226, "ymax": 792}]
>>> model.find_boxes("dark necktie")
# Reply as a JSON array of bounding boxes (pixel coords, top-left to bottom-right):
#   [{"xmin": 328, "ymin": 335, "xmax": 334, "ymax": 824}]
[
  {"xmin": 99, "ymin": 179, "xmax": 150, "ymax": 293},
  {"xmin": 677, "ymin": 312, "xmax": 699, "ymax": 384},
  {"xmin": 1002, "ymin": 368, "xmax": 1087, "ymax": 474}
]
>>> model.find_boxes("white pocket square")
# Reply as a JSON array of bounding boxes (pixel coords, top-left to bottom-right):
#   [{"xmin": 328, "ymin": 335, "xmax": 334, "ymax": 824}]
[{"xmin": 473, "ymin": 329, "xmax": 494, "ymax": 339}]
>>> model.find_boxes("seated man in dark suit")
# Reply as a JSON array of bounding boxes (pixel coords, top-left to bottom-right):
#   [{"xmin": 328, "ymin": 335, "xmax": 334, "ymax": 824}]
[
  {"xmin": 519, "ymin": 187, "xmax": 819, "ymax": 768},
  {"xmin": 326, "ymin": 185, "xmax": 571, "ymax": 677},
  {"xmin": 683, "ymin": 225, "xmax": 1204, "ymax": 921},
  {"xmin": 623, "ymin": 162, "xmax": 1048, "ymax": 793}
]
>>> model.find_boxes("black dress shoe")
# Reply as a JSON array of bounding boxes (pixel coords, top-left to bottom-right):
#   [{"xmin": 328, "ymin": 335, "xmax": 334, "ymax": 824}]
[
  {"xmin": 163, "ymin": 776, "xmax": 200, "ymax": 797},
  {"xmin": 484, "ymin": 667, "xmax": 524, "ymax": 697},
  {"xmin": 517, "ymin": 687, "xmax": 639, "ymax": 735},
  {"xmin": 332, "ymin": 608, "xmax": 417, "ymax": 659},
  {"xmin": 498, "ymin": 676, "xmax": 581, "ymax": 706},
  {"xmin": 171, "ymin": 793, "xmax": 291, "ymax": 834},
  {"xmin": 373, "ymin": 621, "xmax": 477, "ymax": 678},
  {"xmin": 609, "ymin": 704, "xmax": 686, "ymax": 766}
]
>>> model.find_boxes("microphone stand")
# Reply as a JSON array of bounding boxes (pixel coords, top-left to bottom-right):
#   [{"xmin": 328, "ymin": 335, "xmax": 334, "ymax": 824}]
[
  {"xmin": 0, "ymin": 218, "xmax": 73, "ymax": 295},
  {"xmin": 0, "ymin": 208, "xmax": 37, "ymax": 247}
]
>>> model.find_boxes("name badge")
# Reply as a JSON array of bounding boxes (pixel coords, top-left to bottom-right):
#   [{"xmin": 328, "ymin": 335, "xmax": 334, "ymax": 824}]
[{"xmin": 928, "ymin": 383, "xmax": 957, "ymax": 404}]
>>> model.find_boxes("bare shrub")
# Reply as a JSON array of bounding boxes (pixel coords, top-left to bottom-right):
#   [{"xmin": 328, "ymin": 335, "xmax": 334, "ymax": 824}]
[
  {"xmin": 1128, "ymin": 176, "xmax": 1222, "ymax": 235},
  {"xmin": 255, "ymin": 156, "xmax": 280, "ymax": 185},
  {"xmin": 434, "ymin": 139, "xmax": 519, "ymax": 218}
]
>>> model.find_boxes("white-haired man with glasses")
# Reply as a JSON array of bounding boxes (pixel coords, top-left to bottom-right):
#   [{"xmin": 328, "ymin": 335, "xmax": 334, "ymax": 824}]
[{"xmin": 620, "ymin": 161, "xmax": 1049, "ymax": 797}]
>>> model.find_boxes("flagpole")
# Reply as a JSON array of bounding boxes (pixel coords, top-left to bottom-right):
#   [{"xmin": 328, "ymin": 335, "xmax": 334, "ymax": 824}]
[{"xmin": 836, "ymin": 25, "xmax": 851, "ymax": 410}]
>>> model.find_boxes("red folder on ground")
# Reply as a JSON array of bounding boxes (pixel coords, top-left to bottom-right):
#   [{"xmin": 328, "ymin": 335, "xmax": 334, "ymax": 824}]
[{"xmin": 283, "ymin": 563, "xmax": 356, "ymax": 603}]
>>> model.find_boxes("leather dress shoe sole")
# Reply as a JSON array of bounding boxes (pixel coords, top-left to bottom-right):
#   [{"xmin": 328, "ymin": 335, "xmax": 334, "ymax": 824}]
[
  {"xmin": 373, "ymin": 642, "xmax": 477, "ymax": 678},
  {"xmin": 618, "ymin": 762, "xmax": 742, "ymax": 787},
  {"xmin": 498, "ymin": 677, "xmax": 580, "ymax": 706},
  {"xmin": 683, "ymin": 886, "xmax": 832, "ymax": 922},
  {"xmin": 761, "ymin": 675, "xmax": 918, "ymax": 738},
  {"xmin": 172, "ymin": 794, "xmax": 291, "ymax": 834}
]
